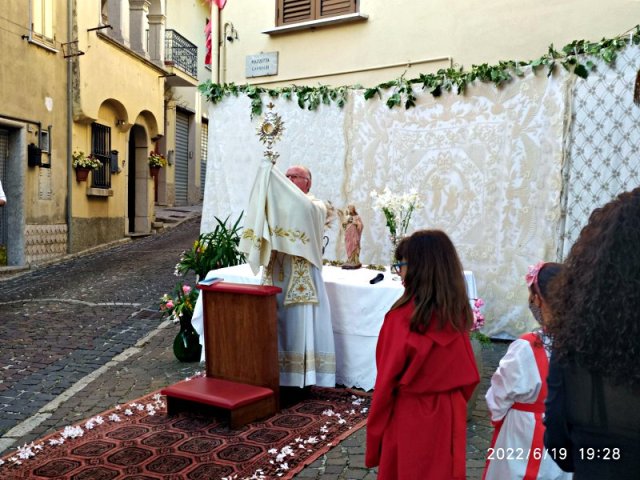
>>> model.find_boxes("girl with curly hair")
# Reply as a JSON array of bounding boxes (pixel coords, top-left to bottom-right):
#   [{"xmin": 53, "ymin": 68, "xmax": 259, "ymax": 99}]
[
  {"xmin": 365, "ymin": 230, "xmax": 479, "ymax": 479},
  {"xmin": 544, "ymin": 187, "xmax": 640, "ymax": 479}
]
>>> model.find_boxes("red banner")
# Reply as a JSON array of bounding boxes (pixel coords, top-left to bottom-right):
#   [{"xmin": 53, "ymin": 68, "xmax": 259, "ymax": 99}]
[{"xmin": 204, "ymin": 19, "xmax": 212, "ymax": 65}]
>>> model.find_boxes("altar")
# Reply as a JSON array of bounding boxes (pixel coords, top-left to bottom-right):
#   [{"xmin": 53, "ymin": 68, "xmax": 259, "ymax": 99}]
[{"xmin": 191, "ymin": 264, "xmax": 477, "ymax": 391}]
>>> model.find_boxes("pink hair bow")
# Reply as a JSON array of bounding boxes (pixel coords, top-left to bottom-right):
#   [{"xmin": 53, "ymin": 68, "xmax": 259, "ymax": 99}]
[{"xmin": 525, "ymin": 261, "xmax": 545, "ymax": 287}]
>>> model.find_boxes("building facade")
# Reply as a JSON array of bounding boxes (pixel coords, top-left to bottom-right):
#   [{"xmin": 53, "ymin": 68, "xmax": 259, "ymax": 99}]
[
  {"xmin": 214, "ymin": 0, "xmax": 639, "ymax": 87},
  {"xmin": 0, "ymin": 0, "xmax": 69, "ymax": 267},
  {"xmin": 0, "ymin": 0, "xmax": 211, "ymax": 267}
]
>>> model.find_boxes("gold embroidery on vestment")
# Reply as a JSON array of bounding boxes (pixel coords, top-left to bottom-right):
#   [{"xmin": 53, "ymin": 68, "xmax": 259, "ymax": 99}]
[
  {"xmin": 261, "ymin": 251, "xmax": 275, "ymax": 286},
  {"xmin": 270, "ymin": 226, "xmax": 310, "ymax": 244},
  {"xmin": 284, "ymin": 256, "xmax": 318, "ymax": 305},
  {"xmin": 279, "ymin": 351, "xmax": 337, "ymax": 375}
]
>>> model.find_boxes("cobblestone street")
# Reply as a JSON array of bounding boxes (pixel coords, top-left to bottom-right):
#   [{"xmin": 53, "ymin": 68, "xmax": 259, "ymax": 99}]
[
  {"xmin": 0, "ymin": 210, "xmax": 507, "ymax": 479},
  {"xmin": 0, "ymin": 214, "xmax": 204, "ymax": 450}
]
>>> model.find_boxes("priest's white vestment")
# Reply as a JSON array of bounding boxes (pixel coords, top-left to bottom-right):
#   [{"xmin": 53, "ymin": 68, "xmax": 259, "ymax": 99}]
[{"xmin": 239, "ymin": 160, "xmax": 336, "ymax": 388}]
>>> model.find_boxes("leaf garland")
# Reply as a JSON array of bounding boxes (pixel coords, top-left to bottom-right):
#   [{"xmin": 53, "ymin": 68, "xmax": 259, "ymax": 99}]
[{"xmin": 198, "ymin": 25, "xmax": 640, "ymax": 117}]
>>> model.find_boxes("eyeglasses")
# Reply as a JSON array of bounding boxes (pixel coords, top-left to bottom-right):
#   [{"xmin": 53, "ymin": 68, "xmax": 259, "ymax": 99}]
[
  {"xmin": 391, "ymin": 262, "xmax": 407, "ymax": 274},
  {"xmin": 286, "ymin": 174, "xmax": 309, "ymax": 182}
]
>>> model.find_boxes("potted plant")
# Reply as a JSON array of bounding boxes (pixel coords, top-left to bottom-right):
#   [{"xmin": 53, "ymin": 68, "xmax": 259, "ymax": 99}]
[
  {"xmin": 72, "ymin": 150, "xmax": 101, "ymax": 182},
  {"xmin": 148, "ymin": 151, "xmax": 167, "ymax": 177},
  {"xmin": 160, "ymin": 282, "xmax": 201, "ymax": 362},
  {"xmin": 175, "ymin": 213, "xmax": 246, "ymax": 280}
]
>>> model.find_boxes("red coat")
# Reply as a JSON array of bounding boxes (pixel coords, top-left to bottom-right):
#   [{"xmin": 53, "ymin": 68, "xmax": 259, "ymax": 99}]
[{"xmin": 365, "ymin": 300, "xmax": 480, "ymax": 479}]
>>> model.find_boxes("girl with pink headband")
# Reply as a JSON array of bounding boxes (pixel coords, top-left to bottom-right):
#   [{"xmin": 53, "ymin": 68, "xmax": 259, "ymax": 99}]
[{"xmin": 483, "ymin": 262, "xmax": 572, "ymax": 480}]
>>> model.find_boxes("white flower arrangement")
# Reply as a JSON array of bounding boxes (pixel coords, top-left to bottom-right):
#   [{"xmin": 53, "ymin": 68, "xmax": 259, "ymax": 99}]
[
  {"xmin": 370, "ymin": 187, "xmax": 423, "ymax": 241},
  {"xmin": 72, "ymin": 150, "xmax": 102, "ymax": 169}
]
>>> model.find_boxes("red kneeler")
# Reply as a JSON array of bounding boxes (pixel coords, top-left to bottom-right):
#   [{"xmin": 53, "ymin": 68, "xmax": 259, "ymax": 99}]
[
  {"xmin": 161, "ymin": 377, "xmax": 276, "ymax": 429},
  {"xmin": 161, "ymin": 282, "xmax": 282, "ymax": 429}
]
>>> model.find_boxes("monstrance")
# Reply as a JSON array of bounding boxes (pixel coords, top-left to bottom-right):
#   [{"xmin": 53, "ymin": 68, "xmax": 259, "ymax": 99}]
[{"xmin": 257, "ymin": 102, "xmax": 285, "ymax": 164}]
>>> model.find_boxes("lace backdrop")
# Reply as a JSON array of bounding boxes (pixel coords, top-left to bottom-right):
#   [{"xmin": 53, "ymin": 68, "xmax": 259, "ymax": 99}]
[
  {"xmin": 561, "ymin": 45, "xmax": 640, "ymax": 259},
  {"xmin": 202, "ymin": 69, "xmax": 571, "ymax": 338}
]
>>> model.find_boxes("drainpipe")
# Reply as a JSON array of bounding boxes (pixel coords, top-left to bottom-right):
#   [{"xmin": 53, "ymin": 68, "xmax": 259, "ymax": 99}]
[
  {"xmin": 216, "ymin": 5, "xmax": 221, "ymax": 83},
  {"xmin": 66, "ymin": 0, "xmax": 73, "ymax": 253}
]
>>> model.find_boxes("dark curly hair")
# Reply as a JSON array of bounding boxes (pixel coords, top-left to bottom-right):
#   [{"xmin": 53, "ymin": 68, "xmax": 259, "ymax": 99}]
[{"xmin": 546, "ymin": 187, "xmax": 640, "ymax": 388}]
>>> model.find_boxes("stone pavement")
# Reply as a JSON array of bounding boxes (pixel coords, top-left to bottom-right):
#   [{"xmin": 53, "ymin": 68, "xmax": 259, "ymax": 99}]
[{"xmin": 0, "ymin": 205, "xmax": 509, "ymax": 479}]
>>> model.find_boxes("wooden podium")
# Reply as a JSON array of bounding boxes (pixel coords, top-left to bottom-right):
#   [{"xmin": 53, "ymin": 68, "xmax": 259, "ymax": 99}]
[{"xmin": 161, "ymin": 282, "xmax": 281, "ymax": 428}]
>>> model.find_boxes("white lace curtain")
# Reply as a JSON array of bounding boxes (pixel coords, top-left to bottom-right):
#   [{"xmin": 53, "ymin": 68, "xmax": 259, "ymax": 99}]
[{"xmin": 202, "ymin": 68, "xmax": 572, "ymax": 338}]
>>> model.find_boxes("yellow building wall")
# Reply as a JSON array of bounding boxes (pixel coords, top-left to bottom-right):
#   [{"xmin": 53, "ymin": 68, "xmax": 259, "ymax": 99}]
[
  {"xmin": 0, "ymin": 0, "xmax": 69, "ymax": 265},
  {"xmin": 219, "ymin": 0, "xmax": 639, "ymax": 87},
  {"xmin": 0, "ymin": 1, "xmax": 68, "ymax": 225},
  {"xmin": 165, "ymin": 0, "xmax": 212, "ymax": 204},
  {"xmin": 69, "ymin": 0, "xmax": 165, "ymax": 251}
]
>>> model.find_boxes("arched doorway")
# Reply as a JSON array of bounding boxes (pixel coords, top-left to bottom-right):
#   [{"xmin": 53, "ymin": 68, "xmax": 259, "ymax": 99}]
[{"xmin": 127, "ymin": 124, "xmax": 150, "ymax": 234}]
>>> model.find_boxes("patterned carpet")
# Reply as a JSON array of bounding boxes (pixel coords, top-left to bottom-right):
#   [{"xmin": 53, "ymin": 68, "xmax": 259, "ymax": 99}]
[{"xmin": 0, "ymin": 387, "xmax": 370, "ymax": 480}]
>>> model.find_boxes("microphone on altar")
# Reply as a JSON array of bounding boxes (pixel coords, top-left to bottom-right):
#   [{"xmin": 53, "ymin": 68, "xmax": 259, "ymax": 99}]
[{"xmin": 369, "ymin": 273, "xmax": 384, "ymax": 284}]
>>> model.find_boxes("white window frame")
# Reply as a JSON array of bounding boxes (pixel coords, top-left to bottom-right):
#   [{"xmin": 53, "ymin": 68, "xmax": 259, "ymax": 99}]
[{"xmin": 30, "ymin": 0, "xmax": 55, "ymax": 45}]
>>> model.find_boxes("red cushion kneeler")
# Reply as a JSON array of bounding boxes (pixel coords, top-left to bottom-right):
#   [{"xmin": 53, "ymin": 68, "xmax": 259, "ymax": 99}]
[{"xmin": 161, "ymin": 376, "xmax": 274, "ymax": 409}]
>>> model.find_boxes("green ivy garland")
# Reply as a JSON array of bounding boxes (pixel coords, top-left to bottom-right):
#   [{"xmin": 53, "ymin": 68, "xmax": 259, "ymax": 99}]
[{"xmin": 198, "ymin": 26, "xmax": 640, "ymax": 117}]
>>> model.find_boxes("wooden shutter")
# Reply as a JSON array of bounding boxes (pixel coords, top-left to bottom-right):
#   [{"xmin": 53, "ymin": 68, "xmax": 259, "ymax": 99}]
[
  {"xmin": 277, "ymin": 0, "xmax": 357, "ymax": 26},
  {"xmin": 175, "ymin": 111, "xmax": 190, "ymax": 206},
  {"xmin": 318, "ymin": 0, "xmax": 356, "ymax": 19},
  {"xmin": 277, "ymin": 0, "xmax": 314, "ymax": 26}
]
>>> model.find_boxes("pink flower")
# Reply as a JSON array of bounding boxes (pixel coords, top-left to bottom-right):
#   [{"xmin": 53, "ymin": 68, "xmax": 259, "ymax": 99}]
[
  {"xmin": 166, "ymin": 300, "xmax": 174, "ymax": 309},
  {"xmin": 471, "ymin": 297, "xmax": 486, "ymax": 331},
  {"xmin": 182, "ymin": 285, "xmax": 191, "ymax": 294},
  {"xmin": 525, "ymin": 261, "xmax": 546, "ymax": 287}
]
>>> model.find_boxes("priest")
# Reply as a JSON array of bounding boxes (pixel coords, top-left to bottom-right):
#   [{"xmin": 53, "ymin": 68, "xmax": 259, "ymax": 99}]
[{"xmin": 239, "ymin": 162, "xmax": 336, "ymax": 388}]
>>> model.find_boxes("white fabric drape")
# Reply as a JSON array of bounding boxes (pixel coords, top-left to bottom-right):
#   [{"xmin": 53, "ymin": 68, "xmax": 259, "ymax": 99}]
[
  {"xmin": 202, "ymin": 69, "xmax": 571, "ymax": 338},
  {"xmin": 238, "ymin": 160, "xmax": 326, "ymax": 273}
]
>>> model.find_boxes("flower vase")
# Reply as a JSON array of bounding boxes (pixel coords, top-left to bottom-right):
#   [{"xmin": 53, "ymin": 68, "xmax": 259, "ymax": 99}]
[
  {"xmin": 75, "ymin": 167, "xmax": 91, "ymax": 182},
  {"xmin": 149, "ymin": 165, "xmax": 161, "ymax": 178},
  {"xmin": 389, "ymin": 234, "xmax": 399, "ymax": 268},
  {"xmin": 173, "ymin": 317, "xmax": 202, "ymax": 362}
]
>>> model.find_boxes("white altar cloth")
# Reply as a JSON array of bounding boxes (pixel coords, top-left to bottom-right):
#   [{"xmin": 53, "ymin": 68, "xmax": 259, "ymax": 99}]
[{"xmin": 192, "ymin": 264, "xmax": 477, "ymax": 391}]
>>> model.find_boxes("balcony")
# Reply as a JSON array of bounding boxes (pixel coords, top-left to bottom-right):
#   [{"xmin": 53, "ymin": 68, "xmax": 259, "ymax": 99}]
[{"xmin": 164, "ymin": 29, "xmax": 198, "ymax": 87}]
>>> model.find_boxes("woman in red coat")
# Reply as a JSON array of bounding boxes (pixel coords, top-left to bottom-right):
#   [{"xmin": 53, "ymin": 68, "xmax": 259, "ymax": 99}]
[{"xmin": 365, "ymin": 229, "xmax": 480, "ymax": 479}]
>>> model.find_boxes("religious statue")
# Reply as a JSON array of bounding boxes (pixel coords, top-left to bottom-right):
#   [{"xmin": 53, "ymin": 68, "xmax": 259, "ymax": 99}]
[{"xmin": 340, "ymin": 204, "xmax": 363, "ymax": 269}]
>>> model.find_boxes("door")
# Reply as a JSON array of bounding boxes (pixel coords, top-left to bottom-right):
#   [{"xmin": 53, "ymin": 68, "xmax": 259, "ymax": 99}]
[
  {"xmin": 175, "ymin": 111, "xmax": 189, "ymax": 206},
  {"xmin": 0, "ymin": 129, "xmax": 7, "ymax": 264},
  {"xmin": 200, "ymin": 119, "xmax": 208, "ymax": 201},
  {"xmin": 128, "ymin": 131, "xmax": 136, "ymax": 232}
]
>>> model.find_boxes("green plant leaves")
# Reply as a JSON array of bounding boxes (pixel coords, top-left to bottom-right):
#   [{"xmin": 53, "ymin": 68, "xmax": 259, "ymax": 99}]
[
  {"xmin": 199, "ymin": 27, "xmax": 640, "ymax": 115},
  {"xmin": 176, "ymin": 212, "xmax": 247, "ymax": 279}
]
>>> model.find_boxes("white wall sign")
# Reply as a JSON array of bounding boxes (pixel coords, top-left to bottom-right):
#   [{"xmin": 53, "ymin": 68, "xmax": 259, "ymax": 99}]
[{"xmin": 245, "ymin": 52, "xmax": 278, "ymax": 78}]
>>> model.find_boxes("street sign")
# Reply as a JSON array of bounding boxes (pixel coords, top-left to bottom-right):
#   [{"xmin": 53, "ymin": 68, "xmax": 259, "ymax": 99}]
[{"xmin": 245, "ymin": 52, "xmax": 278, "ymax": 78}]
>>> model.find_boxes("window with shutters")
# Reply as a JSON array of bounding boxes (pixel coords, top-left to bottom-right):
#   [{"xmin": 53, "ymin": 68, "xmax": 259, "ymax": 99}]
[
  {"xmin": 276, "ymin": 0, "xmax": 358, "ymax": 27},
  {"xmin": 91, "ymin": 123, "xmax": 112, "ymax": 189}
]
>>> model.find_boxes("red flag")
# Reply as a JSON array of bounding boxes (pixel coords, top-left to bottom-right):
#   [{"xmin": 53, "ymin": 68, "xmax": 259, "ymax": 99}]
[
  {"xmin": 204, "ymin": 19, "xmax": 212, "ymax": 65},
  {"xmin": 212, "ymin": 0, "xmax": 227, "ymax": 9}
]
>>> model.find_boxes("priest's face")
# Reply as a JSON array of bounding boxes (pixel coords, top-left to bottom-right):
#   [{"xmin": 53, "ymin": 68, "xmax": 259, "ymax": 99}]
[{"xmin": 285, "ymin": 166, "xmax": 311, "ymax": 194}]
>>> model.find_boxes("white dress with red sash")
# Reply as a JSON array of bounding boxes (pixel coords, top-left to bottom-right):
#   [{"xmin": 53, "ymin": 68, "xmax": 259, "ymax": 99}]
[{"xmin": 483, "ymin": 332, "xmax": 572, "ymax": 480}]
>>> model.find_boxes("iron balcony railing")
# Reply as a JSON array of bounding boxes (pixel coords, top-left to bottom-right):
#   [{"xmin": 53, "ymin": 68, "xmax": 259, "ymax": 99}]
[{"xmin": 165, "ymin": 29, "xmax": 198, "ymax": 78}]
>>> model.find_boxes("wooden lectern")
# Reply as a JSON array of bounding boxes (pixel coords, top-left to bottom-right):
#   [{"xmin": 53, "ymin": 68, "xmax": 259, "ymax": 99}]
[{"xmin": 161, "ymin": 282, "xmax": 281, "ymax": 428}]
